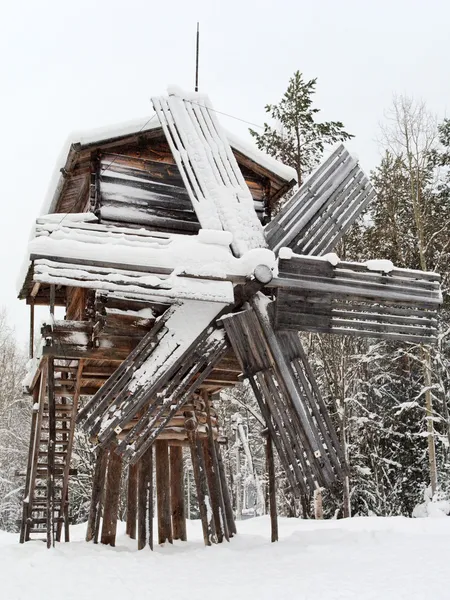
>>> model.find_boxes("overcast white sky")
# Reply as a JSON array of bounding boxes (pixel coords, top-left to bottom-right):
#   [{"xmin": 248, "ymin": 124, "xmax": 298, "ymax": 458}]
[{"xmin": 1, "ymin": 0, "xmax": 449, "ymax": 345}]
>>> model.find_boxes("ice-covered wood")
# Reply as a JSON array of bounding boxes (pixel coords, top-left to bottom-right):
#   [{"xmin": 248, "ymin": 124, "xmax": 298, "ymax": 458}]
[
  {"xmin": 265, "ymin": 145, "xmax": 375, "ymax": 255},
  {"xmin": 152, "ymin": 88, "xmax": 266, "ymax": 256}
]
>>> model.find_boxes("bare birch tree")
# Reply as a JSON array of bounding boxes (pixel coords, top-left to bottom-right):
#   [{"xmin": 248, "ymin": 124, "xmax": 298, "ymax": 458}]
[{"xmin": 380, "ymin": 96, "xmax": 440, "ymax": 495}]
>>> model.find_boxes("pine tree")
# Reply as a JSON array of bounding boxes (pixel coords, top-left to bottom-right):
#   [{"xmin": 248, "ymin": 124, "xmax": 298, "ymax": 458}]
[{"xmin": 249, "ymin": 71, "xmax": 353, "ymax": 185}]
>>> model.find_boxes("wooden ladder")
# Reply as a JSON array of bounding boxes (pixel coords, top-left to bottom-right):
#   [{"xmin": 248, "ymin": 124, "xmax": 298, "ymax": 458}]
[{"xmin": 20, "ymin": 358, "xmax": 83, "ymax": 546}]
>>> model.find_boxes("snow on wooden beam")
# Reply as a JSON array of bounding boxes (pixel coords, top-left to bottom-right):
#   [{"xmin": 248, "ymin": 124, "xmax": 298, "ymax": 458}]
[
  {"xmin": 22, "ymin": 214, "xmax": 277, "ymax": 302},
  {"xmin": 33, "ymin": 257, "xmax": 233, "ymax": 304},
  {"xmin": 273, "ymin": 253, "xmax": 442, "ymax": 343},
  {"xmin": 265, "ymin": 145, "xmax": 375, "ymax": 255},
  {"xmin": 152, "ymin": 88, "xmax": 266, "ymax": 257},
  {"xmin": 222, "ymin": 297, "xmax": 346, "ymax": 494}
]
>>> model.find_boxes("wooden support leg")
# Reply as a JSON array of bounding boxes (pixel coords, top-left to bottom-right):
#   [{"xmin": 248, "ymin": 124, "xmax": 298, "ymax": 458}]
[
  {"xmin": 126, "ymin": 463, "xmax": 138, "ymax": 539},
  {"xmin": 100, "ymin": 446, "xmax": 123, "ymax": 547},
  {"xmin": 137, "ymin": 446, "xmax": 153, "ymax": 550},
  {"xmin": 64, "ymin": 489, "xmax": 70, "ymax": 542},
  {"xmin": 20, "ymin": 379, "xmax": 39, "ymax": 544},
  {"xmin": 314, "ymin": 488, "xmax": 323, "ymax": 520},
  {"xmin": 170, "ymin": 446, "xmax": 186, "ymax": 541},
  {"xmin": 204, "ymin": 393, "xmax": 229, "ymax": 542},
  {"xmin": 155, "ymin": 440, "xmax": 172, "ymax": 545},
  {"xmin": 187, "ymin": 424, "xmax": 212, "ymax": 547},
  {"xmin": 47, "ymin": 357, "xmax": 56, "ymax": 549},
  {"xmin": 203, "ymin": 438, "xmax": 223, "ymax": 544},
  {"xmin": 266, "ymin": 435, "xmax": 278, "ymax": 543},
  {"xmin": 86, "ymin": 446, "xmax": 108, "ymax": 542},
  {"xmin": 216, "ymin": 441, "xmax": 236, "ymax": 536},
  {"xmin": 148, "ymin": 447, "xmax": 154, "ymax": 551}
]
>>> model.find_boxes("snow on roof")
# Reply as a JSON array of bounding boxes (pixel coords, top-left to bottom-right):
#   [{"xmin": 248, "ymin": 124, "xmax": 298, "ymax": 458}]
[
  {"xmin": 226, "ymin": 130, "xmax": 297, "ymax": 183},
  {"xmin": 39, "ymin": 110, "xmax": 296, "ymax": 217}
]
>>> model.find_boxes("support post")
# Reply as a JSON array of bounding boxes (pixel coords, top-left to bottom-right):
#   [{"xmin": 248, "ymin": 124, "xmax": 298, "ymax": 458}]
[
  {"xmin": 29, "ymin": 301, "xmax": 35, "ymax": 359},
  {"xmin": 170, "ymin": 445, "xmax": 186, "ymax": 541},
  {"xmin": 100, "ymin": 446, "xmax": 122, "ymax": 546},
  {"xmin": 314, "ymin": 488, "xmax": 324, "ymax": 520},
  {"xmin": 47, "ymin": 357, "xmax": 55, "ymax": 549},
  {"xmin": 126, "ymin": 463, "xmax": 138, "ymax": 539},
  {"xmin": 204, "ymin": 393, "xmax": 230, "ymax": 542},
  {"xmin": 19, "ymin": 377, "xmax": 40, "ymax": 543},
  {"xmin": 203, "ymin": 438, "xmax": 223, "ymax": 543},
  {"xmin": 216, "ymin": 441, "xmax": 236, "ymax": 536},
  {"xmin": 266, "ymin": 434, "xmax": 278, "ymax": 542},
  {"xmin": 137, "ymin": 445, "xmax": 153, "ymax": 550},
  {"xmin": 86, "ymin": 446, "xmax": 108, "ymax": 543},
  {"xmin": 186, "ymin": 413, "xmax": 212, "ymax": 546},
  {"xmin": 155, "ymin": 440, "xmax": 172, "ymax": 545}
]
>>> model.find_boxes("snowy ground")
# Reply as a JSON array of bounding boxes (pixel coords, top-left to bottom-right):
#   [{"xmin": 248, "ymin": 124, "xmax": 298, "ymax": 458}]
[{"xmin": 2, "ymin": 516, "xmax": 450, "ymax": 600}]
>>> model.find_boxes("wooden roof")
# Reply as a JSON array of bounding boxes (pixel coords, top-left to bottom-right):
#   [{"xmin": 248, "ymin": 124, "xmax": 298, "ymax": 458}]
[{"xmin": 45, "ymin": 122, "xmax": 296, "ymax": 217}]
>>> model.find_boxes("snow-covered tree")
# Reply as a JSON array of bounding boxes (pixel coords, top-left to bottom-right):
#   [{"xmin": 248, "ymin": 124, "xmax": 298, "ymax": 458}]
[{"xmin": 249, "ymin": 71, "xmax": 353, "ymax": 185}]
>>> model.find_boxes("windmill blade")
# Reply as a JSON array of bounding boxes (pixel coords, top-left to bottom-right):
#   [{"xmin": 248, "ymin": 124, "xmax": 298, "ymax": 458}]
[
  {"xmin": 79, "ymin": 300, "xmax": 227, "ymax": 449},
  {"xmin": 222, "ymin": 293, "xmax": 347, "ymax": 494},
  {"xmin": 152, "ymin": 88, "xmax": 266, "ymax": 257},
  {"xmin": 272, "ymin": 253, "xmax": 442, "ymax": 343},
  {"xmin": 265, "ymin": 145, "xmax": 375, "ymax": 255}
]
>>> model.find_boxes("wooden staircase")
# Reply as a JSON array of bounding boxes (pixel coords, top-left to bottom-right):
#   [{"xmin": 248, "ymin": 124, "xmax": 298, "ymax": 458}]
[{"xmin": 20, "ymin": 358, "xmax": 83, "ymax": 546}]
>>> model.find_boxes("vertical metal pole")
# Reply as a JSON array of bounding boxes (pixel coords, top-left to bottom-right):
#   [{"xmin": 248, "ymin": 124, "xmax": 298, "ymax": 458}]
[{"xmin": 195, "ymin": 22, "xmax": 200, "ymax": 92}]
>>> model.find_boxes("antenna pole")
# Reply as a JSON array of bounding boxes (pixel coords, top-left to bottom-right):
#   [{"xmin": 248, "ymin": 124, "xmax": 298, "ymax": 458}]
[{"xmin": 195, "ymin": 22, "xmax": 200, "ymax": 92}]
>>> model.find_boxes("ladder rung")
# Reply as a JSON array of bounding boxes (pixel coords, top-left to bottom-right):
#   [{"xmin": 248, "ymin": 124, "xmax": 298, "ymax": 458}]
[
  {"xmin": 38, "ymin": 451, "xmax": 67, "ymax": 456},
  {"xmin": 28, "ymin": 517, "xmax": 66, "ymax": 524}
]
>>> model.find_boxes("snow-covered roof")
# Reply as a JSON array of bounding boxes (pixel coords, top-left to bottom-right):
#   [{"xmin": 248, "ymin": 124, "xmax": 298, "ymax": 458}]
[{"xmin": 39, "ymin": 114, "xmax": 297, "ymax": 218}]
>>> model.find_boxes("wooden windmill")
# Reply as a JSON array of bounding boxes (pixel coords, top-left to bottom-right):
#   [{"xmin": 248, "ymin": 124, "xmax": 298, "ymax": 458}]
[{"xmin": 17, "ymin": 88, "xmax": 442, "ymax": 549}]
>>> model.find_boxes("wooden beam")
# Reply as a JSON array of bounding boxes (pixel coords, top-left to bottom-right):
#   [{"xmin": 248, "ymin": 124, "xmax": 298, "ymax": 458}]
[
  {"xmin": 186, "ymin": 417, "xmax": 212, "ymax": 546},
  {"xmin": 126, "ymin": 463, "xmax": 138, "ymax": 540},
  {"xmin": 266, "ymin": 435, "xmax": 278, "ymax": 543},
  {"xmin": 155, "ymin": 440, "xmax": 172, "ymax": 545},
  {"xmin": 100, "ymin": 446, "xmax": 122, "ymax": 546},
  {"xmin": 137, "ymin": 445, "xmax": 153, "ymax": 550},
  {"xmin": 170, "ymin": 446, "xmax": 186, "ymax": 541}
]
